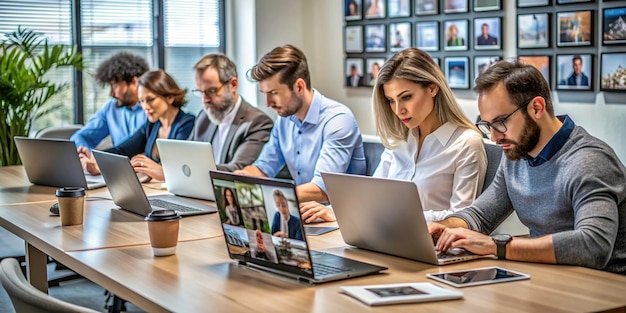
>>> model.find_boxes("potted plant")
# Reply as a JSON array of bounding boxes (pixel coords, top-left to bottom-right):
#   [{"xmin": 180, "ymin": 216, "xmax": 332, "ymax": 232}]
[{"xmin": 0, "ymin": 26, "xmax": 83, "ymax": 166}]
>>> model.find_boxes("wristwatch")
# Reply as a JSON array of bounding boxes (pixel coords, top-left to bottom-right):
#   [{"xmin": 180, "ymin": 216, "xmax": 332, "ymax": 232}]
[{"xmin": 491, "ymin": 234, "xmax": 512, "ymax": 259}]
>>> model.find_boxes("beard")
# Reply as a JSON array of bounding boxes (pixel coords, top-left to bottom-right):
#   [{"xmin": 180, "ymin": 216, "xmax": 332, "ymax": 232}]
[
  {"xmin": 275, "ymin": 92, "xmax": 303, "ymax": 117},
  {"xmin": 116, "ymin": 88, "xmax": 137, "ymax": 108},
  {"xmin": 204, "ymin": 90, "xmax": 235, "ymax": 124},
  {"xmin": 499, "ymin": 113, "xmax": 541, "ymax": 160}
]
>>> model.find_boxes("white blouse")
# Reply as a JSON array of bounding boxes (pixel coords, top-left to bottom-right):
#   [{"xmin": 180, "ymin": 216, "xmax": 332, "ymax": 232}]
[{"xmin": 373, "ymin": 122, "xmax": 487, "ymax": 222}]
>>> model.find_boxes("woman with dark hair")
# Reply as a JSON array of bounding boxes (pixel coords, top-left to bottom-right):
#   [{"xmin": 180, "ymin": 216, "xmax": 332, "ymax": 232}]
[
  {"xmin": 79, "ymin": 70, "xmax": 195, "ymax": 179},
  {"xmin": 223, "ymin": 187, "xmax": 243, "ymax": 226}
]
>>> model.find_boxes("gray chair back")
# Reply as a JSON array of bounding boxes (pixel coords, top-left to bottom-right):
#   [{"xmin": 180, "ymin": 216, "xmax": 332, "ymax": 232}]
[
  {"xmin": 0, "ymin": 258, "xmax": 99, "ymax": 313},
  {"xmin": 363, "ymin": 141, "xmax": 385, "ymax": 176},
  {"xmin": 34, "ymin": 125, "xmax": 83, "ymax": 140},
  {"xmin": 483, "ymin": 143, "xmax": 503, "ymax": 192}
]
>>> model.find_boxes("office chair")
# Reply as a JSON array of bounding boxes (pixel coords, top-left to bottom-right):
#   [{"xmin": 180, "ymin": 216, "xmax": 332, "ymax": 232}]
[
  {"xmin": 0, "ymin": 258, "xmax": 99, "ymax": 313},
  {"xmin": 33, "ymin": 124, "xmax": 83, "ymax": 140},
  {"xmin": 363, "ymin": 138, "xmax": 385, "ymax": 176}
]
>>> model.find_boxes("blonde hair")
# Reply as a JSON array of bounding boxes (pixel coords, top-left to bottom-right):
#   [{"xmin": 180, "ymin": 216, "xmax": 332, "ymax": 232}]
[{"xmin": 373, "ymin": 48, "xmax": 478, "ymax": 149}]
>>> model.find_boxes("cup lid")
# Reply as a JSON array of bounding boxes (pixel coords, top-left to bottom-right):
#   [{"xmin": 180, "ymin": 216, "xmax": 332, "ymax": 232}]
[
  {"xmin": 55, "ymin": 187, "xmax": 86, "ymax": 197},
  {"xmin": 145, "ymin": 209, "xmax": 181, "ymax": 221}
]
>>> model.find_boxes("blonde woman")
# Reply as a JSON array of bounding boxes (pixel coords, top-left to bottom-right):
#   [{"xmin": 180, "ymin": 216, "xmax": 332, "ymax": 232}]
[{"xmin": 372, "ymin": 47, "xmax": 486, "ymax": 222}]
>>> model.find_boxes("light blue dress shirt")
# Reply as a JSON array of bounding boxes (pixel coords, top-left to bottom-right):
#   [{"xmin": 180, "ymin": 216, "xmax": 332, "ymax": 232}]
[
  {"xmin": 253, "ymin": 89, "xmax": 366, "ymax": 191},
  {"xmin": 70, "ymin": 98, "xmax": 147, "ymax": 149}
]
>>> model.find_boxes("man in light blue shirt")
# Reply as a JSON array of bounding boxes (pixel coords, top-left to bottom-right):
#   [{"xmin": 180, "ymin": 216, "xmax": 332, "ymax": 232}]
[
  {"xmin": 71, "ymin": 52, "xmax": 149, "ymax": 149},
  {"xmin": 236, "ymin": 45, "xmax": 365, "ymax": 221}
]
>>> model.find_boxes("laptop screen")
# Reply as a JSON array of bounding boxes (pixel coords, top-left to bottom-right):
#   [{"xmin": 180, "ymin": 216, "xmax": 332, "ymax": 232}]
[{"xmin": 209, "ymin": 171, "xmax": 314, "ymax": 279}]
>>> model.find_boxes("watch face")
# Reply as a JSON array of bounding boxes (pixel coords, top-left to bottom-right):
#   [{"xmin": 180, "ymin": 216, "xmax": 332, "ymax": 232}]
[{"xmin": 492, "ymin": 234, "xmax": 512, "ymax": 243}]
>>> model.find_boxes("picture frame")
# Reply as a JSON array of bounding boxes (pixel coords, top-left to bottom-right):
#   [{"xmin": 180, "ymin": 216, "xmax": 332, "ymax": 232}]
[
  {"xmin": 389, "ymin": 22, "xmax": 412, "ymax": 52},
  {"xmin": 345, "ymin": 26, "xmax": 364, "ymax": 53},
  {"xmin": 600, "ymin": 53, "xmax": 626, "ymax": 92},
  {"xmin": 474, "ymin": 0, "xmax": 501, "ymax": 12},
  {"xmin": 365, "ymin": 58, "xmax": 386, "ymax": 86},
  {"xmin": 518, "ymin": 55, "xmax": 552, "ymax": 86},
  {"xmin": 388, "ymin": 0, "xmax": 410, "ymax": 18},
  {"xmin": 517, "ymin": 13, "xmax": 550, "ymax": 49},
  {"xmin": 474, "ymin": 17, "xmax": 501, "ymax": 50},
  {"xmin": 556, "ymin": 10, "xmax": 593, "ymax": 47},
  {"xmin": 556, "ymin": 54, "xmax": 593, "ymax": 91},
  {"xmin": 444, "ymin": 0, "xmax": 468, "ymax": 14},
  {"xmin": 603, "ymin": 7, "xmax": 626, "ymax": 45},
  {"xmin": 365, "ymin": 0, "xmax": 386, "ymax": 19},
  {"xmin": 557, "ymin": 0, "xmax": 592, "ymax": 4},
  {"xmin": 444, "ymin": 56, "xmax": 469, "ymax": 89},
  {"xmin": 415, "ymin": 0, "xmax": 438, "ymax": 15},
  {"xmin": 474, "ymin": 56, "xmax": 502, "ymax": 81},
  {"xmin": 345, "ymin": 0, "xmax": 362, "ymax": 21},
  {"xmin": 444, "ymin": 19, "xmax": 469, "ymax": 51},
  {"xmin": 365, "ymin": 24, "xmax": 387, "ymax": 52},
  {"xmin": 416, "ymin": 21, "xmax": 439, "ymax": 51},
  {"xmin": 345, "ymin": 58, "xmax": 366, "ymax": 88},
  {"xmin": 517, "ymin": 0, "xmax": 550, "ymax": 7}
]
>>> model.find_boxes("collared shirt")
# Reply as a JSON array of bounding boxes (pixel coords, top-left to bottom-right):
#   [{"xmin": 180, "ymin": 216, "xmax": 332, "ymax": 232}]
[
  {"xmin": 253, "ymin": 89, "xmax": 366, "ymax": 191},
  {"xmin": 70, "ymin": 98, "xmax": 147, "ymax": 149},
  {"xmin": 525, "ymin": 115, "xmax": 575, "ymax": 167},
  {"xmin": 212, "ymin": 97, "xmax": 242, "ymax": 162},
  {"xmin": 281, "ymin": 214, "xmax": 290, "ymax": 235},
  {"xmin": 373, "ymin": 122, "xmax": 487, "ymax": 222}
]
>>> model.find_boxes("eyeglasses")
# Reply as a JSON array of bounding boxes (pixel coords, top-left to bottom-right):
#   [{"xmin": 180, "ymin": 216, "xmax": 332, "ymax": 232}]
[
  {"xmin": 192, "ymin": 81, "xmax": 228, "ymax": 98},
  {"xmin": 475, "ymin": 98, "xmax": 534, "ymax": 137}
]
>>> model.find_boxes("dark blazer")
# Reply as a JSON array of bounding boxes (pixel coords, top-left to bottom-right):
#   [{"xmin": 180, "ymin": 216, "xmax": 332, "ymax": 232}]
[
  {"xmin": 271, "ymin": 212, "xmax": 304, "ymax": 240},
  {"xmin": 476, "ymin": 34, "xmax": 498, "ymax": 46},
  {"xmin": 566, "ymin": 73, "xmax": 589, "ymax": 86},
  {"xmin": 188, "ymin": 98, "xmax": 273, "ymax": 172},
  {"xmin": 107, "ymin": 109, "xmax": 194, "ymax": 162},
  {"xmin": 346, "ymin": 74, "xmax": 364, "ymax": 87}
]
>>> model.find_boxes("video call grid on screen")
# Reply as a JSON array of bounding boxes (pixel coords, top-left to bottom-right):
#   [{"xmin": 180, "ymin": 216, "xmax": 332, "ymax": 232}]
[{"xmin": 212, "ymin": 178, "xmax": 313, "ymax": 275}]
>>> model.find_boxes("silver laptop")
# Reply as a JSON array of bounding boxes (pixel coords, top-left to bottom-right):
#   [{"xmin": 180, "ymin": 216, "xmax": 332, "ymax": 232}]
[
  {"xmin": 92, "ymin": 150, "xmax": 216, "ymax": 216},
  {"xmin": 321, "ymin": 172, "xmax": 496, "ymax": 265},
  {"xmin": 209, "ymin": 170, "xmax": 387, "ymax": 284},
  {"xmin": 14, "ymin": 136, "xmax": 106, "ymax": 189},
  {"xmin": 156, "ymin": 139, "xmax": 216, "ymax": 201}
]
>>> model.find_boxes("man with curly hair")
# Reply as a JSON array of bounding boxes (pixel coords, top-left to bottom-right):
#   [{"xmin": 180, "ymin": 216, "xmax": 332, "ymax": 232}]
[{"xmin": 71, "ymin": 51, "xmax": 150, "ymax": 149}]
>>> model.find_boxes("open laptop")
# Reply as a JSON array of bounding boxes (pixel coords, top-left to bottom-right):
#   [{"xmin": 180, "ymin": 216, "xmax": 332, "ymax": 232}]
[
  {"xmin": 156, "ymin": 139, "xmax": 216, "ymax": 201},
  {"xmin": 321, "ymin": 172, "xmax": 496, "ymax": 265},
  {"xmin": 92, "ymin": 150, "xmax": 216, "ymax": 217},
  {"xmin": 14, "ymin": 136, "xmax": 106, "ymax": 189},
  {"xmin": 209, "ymin": 170, "xmax": 387, "ymax": 284}
]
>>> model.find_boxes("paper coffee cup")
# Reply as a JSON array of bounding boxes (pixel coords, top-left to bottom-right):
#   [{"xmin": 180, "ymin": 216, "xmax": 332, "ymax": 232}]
[
  {"xmin": 145, "ymin": 209, "xmax": 181, "ymax": 256},
  {"xmin": 55, "ymin": 187, "xmax": 86, "ymax": 226}
]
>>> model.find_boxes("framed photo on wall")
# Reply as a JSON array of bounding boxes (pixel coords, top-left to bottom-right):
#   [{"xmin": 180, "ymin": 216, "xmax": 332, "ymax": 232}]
[
  {"xmin": 518, "ymin": 55, "xmax": 552, "ymax": 86},
  {"xmin": 517, "ymin": 0, "xmax": 550, "ymax": 7},
  {"xmin": 345, "ymin": 26, "xmax": 364, "ymax": 53},
  {"xmin": 345, "ymin": 0, "xmax": 362, "ymax": 21},
  {"xmin": 388, "ymin": 0, "xmax": 410, "ymax": 18},
  {"xmin": 474, "ymin": 17, "xmax": 501, "ymax": 50},
  {"xmin": 600, "ymin": 53, "xmax": 626, "ymax": 92},
  {"xmin": 365, "ymin": 0, "xmax": 386, "ymax": 19},
  {"xmin": 517, "ymin": 13, "xmax": 550, "ymax": 48},
  {"xmin": 389, "ymin": 22, "xmax": 412, "ymax": 52},
  {"xmin": 474, "ymin": 56, "xmax": 502, "ymax": 81},
  {"xmin": 557, "ymin": 0, "xmax": 592, "ymax": 4},
  {"xmin": 444, "ymin": 20, "xmax": 468, "ymax": 51},
  {"xmin": 556, "ymin": 10, "xmax": 593, "ymax": 47},
  {"xmin": 444, "ymin": 57, "xmax": 469, "ymax": 89},
  {"xmin": 444, "ymin": 0, "xmax": 468, "ymax": 14},
  {"xmin": 416, "ymin": 21, "xmax": 439, "ymax": 51},
  {"xmin": 556, "ymin": 54, "xmax": 593, "ymax": 91},
  {"xmin": 346, "ymin": 58, "xmax": 366, "ymax": 88},
  {"xmin": 415, "ymin": 0, "xmax": 438, "ymax": 15},
  {"xmin": 365, "ymin": 58, "xmax": 385, "ymax": 86},
  {"xmin": 474, "ymin": 0, "xmax": 501, "ymax": 12},
  {"xmin": 603, "ymin": 7, "xmax": 626, "ymax": 45},
  {"xmin": 365, "ymin": 24, "xmax": 387, "ymax": 52}
]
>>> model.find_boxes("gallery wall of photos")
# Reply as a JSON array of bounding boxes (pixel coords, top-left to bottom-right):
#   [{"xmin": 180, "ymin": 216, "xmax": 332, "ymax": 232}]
[{"xmin": 343, "ymin": 0, "xmax": 626, "ymax": 93}]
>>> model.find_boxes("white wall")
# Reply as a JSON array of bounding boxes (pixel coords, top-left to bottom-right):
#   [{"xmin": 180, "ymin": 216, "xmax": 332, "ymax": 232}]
[{"xmin": 230, "ymin": 0, "xmax": 626, "ymax": 162}]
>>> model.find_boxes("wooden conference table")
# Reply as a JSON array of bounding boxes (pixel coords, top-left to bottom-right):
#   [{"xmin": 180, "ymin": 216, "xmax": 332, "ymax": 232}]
[{"xmin": 1, "ymin": 165, "xmax": 626, "ymax": 312}]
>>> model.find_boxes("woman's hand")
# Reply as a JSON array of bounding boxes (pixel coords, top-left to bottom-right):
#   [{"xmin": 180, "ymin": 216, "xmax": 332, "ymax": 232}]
[{"xmin": 130, "ymin": 155, "xmax": 162, "ymax": 182}]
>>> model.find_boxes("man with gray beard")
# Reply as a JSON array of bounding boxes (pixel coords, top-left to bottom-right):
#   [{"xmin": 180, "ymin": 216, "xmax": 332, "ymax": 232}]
[{"xmin": 187, "ymin": 53, "xmax": 273, "ymax": 172}]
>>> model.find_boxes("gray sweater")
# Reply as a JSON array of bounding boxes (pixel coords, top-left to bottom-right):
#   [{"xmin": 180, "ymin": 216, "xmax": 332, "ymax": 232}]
[{"xmin": 451, "ymin": 126, "xmax": 626, "ymax": 275}]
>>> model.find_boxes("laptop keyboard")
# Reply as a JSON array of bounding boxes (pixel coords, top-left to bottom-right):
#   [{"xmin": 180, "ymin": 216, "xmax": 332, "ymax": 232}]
[
  {"xmin": 437, "ymin": 248, "xmax": 474, "ymax": 259},
  {"xmin": 148, "ymin": 199, "xmax": 201, "ymax": 213},
  {"xmin": 312, "ymin": 262, "xmax": 352, "ymax": 276}
]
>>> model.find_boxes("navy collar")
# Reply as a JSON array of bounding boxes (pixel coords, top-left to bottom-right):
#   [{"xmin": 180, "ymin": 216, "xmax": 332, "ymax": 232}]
[{"xmin": 525, "ymin": 115, "xmax": 575, "ymax": 167}]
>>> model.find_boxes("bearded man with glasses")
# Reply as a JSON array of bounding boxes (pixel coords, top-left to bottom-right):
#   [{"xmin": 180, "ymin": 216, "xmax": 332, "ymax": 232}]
[{"xmin": 428, "ymin": 60, "xmax": 626, "ymax": 275}]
